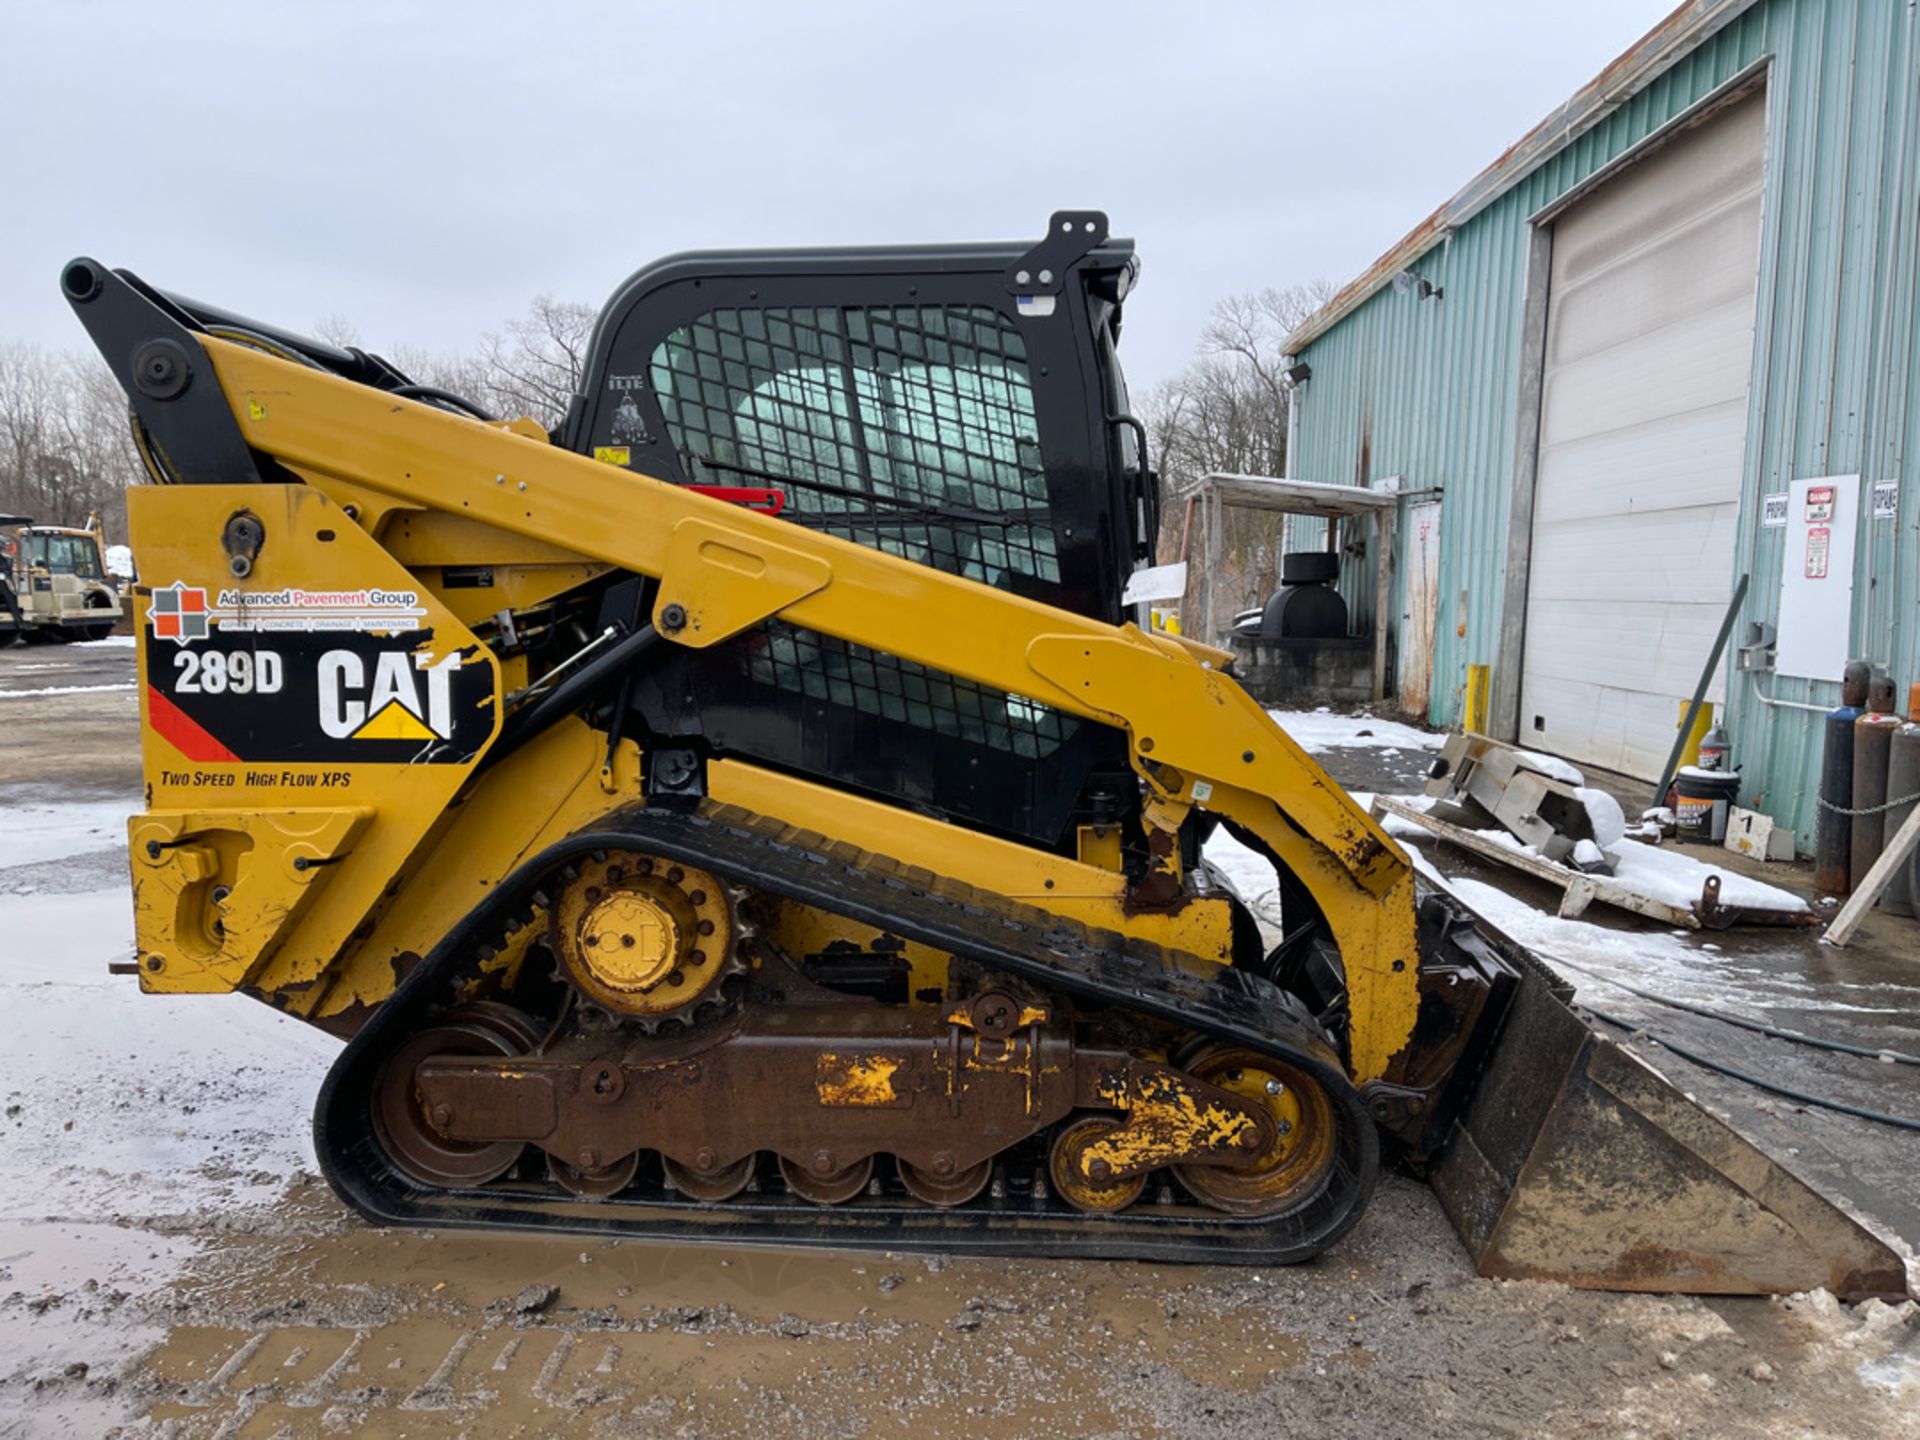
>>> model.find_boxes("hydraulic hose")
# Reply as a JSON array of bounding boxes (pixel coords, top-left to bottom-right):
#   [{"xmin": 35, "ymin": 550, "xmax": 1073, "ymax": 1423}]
[{"xmin": 1585, "ymin": 1008, "xmax": 1920, "ymax": 1132}]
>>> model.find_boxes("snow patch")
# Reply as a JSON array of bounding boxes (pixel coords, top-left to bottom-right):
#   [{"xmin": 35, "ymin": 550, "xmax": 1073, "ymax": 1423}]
[
  {"xmin": 1513, "ymin": 749, "xmax": 1585, "ymax": 785},
  {"xmin": 0, "ymin": 885, "xmax": 337, "ymax": 1223},
  {"xmin": 0, "ymin": 682, "xmax": 137, "ymax": 698},
  {"xmin": 1575, "ymin": 788, "xmax": 1626, "ymax": 849},
  {"xmin": 1610, "ymin": 837, "xmax": 1806, "ymax": 915},
  {"xmin": 1266, "ymin": 709, "xmax": 1440, "ymax": 754},
  {"xmin": 0, "ymin": 795, "xmax": 137, "ymax": 869}
]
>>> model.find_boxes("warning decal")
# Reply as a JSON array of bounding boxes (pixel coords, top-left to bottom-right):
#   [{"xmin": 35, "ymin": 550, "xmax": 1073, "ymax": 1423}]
[{"xmin": 1804, "ymin": 525, "xmax": 1830, "ymax": 580}]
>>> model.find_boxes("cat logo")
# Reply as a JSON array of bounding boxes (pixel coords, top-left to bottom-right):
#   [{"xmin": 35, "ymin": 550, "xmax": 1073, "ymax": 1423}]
[{"xmin": 318, "ymin": 649, "xmax": 462, "ymax": 743}]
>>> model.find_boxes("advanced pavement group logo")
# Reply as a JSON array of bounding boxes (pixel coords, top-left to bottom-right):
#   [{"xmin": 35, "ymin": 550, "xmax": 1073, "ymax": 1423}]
[{"xmin": 149, "ymin": 581, "xmax": 210, "ymax": 644}]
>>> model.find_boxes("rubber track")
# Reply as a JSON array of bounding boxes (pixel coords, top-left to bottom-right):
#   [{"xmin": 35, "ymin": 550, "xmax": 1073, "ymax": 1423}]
[{"xmin": 314, "ymin": 802, "xmax": 1381, "ymax": 1264}]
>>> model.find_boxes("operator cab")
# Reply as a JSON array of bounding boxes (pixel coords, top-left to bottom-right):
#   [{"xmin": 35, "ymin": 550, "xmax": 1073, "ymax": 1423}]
[{"xmin": 563, "ymin": 213, "xmax": 1159, "ymax": 849}]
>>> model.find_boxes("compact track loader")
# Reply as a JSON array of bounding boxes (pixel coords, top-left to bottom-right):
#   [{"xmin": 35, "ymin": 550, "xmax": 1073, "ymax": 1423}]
[{"xmin": 67, "ymin": 216, "xmax": 1904, "ymax": 1297}]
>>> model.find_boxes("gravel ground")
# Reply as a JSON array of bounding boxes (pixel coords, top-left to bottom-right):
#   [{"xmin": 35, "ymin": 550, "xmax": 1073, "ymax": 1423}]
[{"xmin": 1, "ymin": 644, "xmax": 1916, "ymax": 1437}]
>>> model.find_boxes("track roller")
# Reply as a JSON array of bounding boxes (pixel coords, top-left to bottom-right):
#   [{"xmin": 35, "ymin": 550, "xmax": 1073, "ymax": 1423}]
[
  {"xmin": 662, "ymin": 1152, "xmax": 757, "ymax": 1202},
  {"xmin": 1049, "ymin": 1116, "xmax": 1148, "ymax": 1214},
  {"xmin": 548, "ymin": 1150, "xmax": 641, "ymax": 1200},
  {"xmin": 779, "ymin": 1153, "xmax": 874, "ymax": 1205},
  {"xmin": 897, "ymin": 1157, "xmax": 992, "ymax": 1208}
]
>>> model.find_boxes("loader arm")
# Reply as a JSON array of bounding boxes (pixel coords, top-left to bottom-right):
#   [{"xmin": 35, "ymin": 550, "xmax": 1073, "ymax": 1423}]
[{"xmin": 90, "ymin": 298, "xmax": 1422, "ymax": 1082}]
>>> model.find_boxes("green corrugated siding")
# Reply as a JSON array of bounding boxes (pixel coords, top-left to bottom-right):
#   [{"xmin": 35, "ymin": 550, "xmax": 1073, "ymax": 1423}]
[{"xmin": 1292, "ymin": 0, "xmax": 1917, "ymax": 848}]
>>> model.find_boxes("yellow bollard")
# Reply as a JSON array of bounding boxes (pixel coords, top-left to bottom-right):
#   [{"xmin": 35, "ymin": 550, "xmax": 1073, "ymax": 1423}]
[
  {"xmin": 1462, "ymin": 664, "xmax": 1490, "ymax": 735},
  {"xmin": 1676, "ymin": 700, "xmax": 1713, "ymax": 767}
]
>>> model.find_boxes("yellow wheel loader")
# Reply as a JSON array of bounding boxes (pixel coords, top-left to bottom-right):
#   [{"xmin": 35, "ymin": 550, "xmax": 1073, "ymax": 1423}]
[{"xmin": 65, "ymin": 217, "xmax": 1903, "ymax": 1297}]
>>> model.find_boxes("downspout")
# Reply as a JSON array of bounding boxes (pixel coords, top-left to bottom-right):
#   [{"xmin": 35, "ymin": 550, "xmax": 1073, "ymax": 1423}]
[
  {"xmin": 1282, "ymin": 361, "xmax": 1305, "ymax": 558},
  {"xmin": 1283, "ymin": 360, "xmax": 1304, "ymax": 481}
]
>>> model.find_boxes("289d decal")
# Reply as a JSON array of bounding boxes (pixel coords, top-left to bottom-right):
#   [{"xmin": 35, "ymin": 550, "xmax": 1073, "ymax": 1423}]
[{"xmin": 143, "ymin": 584, "xmax": 495, "ymax": 766}]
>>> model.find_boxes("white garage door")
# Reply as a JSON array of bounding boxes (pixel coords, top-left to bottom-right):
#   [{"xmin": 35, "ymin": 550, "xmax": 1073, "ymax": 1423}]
[{"xmin": 1520, "ymin": 91, "xmax": 1765, "ymax": 779}]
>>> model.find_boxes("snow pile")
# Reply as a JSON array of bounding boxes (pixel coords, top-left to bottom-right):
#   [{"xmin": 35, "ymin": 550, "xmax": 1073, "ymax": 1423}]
[
  {"xmin": 1610, "ymin": 836, "xmax": 1807, "ymax": 915},
  {"xmin": 1513, "ymin": 748, "xmax": 1585, "ymax": 785},
  {"xmin": 105, "ymin": 544, "xmax": 135, "ymax": 579},
  {"xmin": 1266, "ymin": 708, "xmax": 1440, "ymax": 754},
  {"xmin": 1574, "ymin": 787, "xmax": 1627, "ymax": 848},
  {"xmin": 1446, "ymin": 875, "xmax": 1697, "ymax": 975},
  {"xmin": 1774, "ymin": 1290, "xmax": 1920, "ymax": 1400}
]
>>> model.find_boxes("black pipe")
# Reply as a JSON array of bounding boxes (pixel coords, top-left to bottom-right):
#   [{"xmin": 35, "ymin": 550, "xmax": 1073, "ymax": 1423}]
[
  {"xmin": 1653, "ymin": 572, "xmax": 1748, "ymax": 809},
  {"xmin": 482, "ymin": 624, "xmax": 661, "ymax": 772}
]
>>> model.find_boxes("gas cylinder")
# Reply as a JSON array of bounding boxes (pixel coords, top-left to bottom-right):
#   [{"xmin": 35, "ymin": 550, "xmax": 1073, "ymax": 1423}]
[
  {"xmin": 1884, "ymin": 717, "xmax": 1920, "ymax": 918},
  {"xmin": 1816, "ymin": 660, "xmax": 1873, "ymax": 895},
  {"xmin": 1852, "ymin": 677, "xmax": 1901, "ymax": 892},
  {"xmin": 1697, "ymin": 720, "xmax": 1730, "ymax": 771}
]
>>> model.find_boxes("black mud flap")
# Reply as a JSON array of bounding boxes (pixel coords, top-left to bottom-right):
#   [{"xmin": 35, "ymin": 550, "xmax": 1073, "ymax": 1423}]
[{"xmin": 1430, "ymin": 966, "xmax": 1909, "ymax": 1302}]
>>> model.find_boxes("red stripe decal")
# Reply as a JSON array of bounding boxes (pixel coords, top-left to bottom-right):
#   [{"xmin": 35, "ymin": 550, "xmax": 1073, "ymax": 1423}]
[{"xmin": 147, "ymin": 684, "xmax": 240, "ymax": 763}]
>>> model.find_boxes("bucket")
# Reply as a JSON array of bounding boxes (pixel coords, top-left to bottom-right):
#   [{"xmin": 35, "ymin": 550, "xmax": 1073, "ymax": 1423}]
[{"xmin": 1674, "ymin": 767, "xmax": 1740, "ymax": 844}]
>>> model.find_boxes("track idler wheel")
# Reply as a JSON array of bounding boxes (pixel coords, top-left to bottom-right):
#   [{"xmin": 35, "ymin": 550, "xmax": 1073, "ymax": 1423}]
[
  {"xmin": 1173, "ymin": 1049, "xmax": 1337, "ymax": 1216},
  {"xmin": 1049, "ymin": 1117, "xmax": 1148, "ymax": 1214},
  {"xmin": 372, "ymin": 1010, "xmax": 535, "ymax": 1189},
  {"xmin": 663, "ymin": 1152, "xmax": 757, "ymax": 1202},
  {"xmin": 897, "ymin": 1157, "xmax": 992, "ymax": 1208},
  {"xmin": 779, "ymin": 1152, "xmax": 874, "ymax": 1205}
]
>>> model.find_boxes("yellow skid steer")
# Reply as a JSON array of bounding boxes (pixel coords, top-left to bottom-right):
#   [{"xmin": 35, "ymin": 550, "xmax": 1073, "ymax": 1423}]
[{"xmin": 63, "ymin": 216, "xmax": 1903, "ymax": 1298}]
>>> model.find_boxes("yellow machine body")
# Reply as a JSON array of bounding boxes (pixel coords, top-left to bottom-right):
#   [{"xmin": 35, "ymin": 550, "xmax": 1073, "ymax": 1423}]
[
  {"xmin": 124, "ymin": 336, "xmax": 1420, "ymax": 1078},
  {"xmin": 75, "ymin": 244, "xmax": 1904, "ymax": 1301}
]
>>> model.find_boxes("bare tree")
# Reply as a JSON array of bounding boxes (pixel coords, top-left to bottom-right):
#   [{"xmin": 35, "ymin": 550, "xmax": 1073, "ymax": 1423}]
[
  {"xmin": 475, "ymin": 296, "xmax": 597, "ymax": 431},
  {"xmin": 0, "ymin": 344, "xmax": 139, "ymax": 537},
  {"xmin": 313, "ymin": 313, "xmax": 363, "ymax": 348},
  {"xmin": 1139, "ymin": 281, "xmax": 1337, "ymax": 640}
]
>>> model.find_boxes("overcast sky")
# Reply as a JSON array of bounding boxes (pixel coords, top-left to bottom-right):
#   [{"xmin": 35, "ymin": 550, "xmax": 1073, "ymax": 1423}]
[{"xmin": 3, "ymin": 1, "xmax": 1678, "ymax": 392}]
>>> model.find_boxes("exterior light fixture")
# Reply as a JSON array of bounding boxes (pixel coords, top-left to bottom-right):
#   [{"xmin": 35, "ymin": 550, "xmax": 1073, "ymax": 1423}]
[{"xmin": 1393, "ymin": 269, "xmax": 1443, "ymax": 300}]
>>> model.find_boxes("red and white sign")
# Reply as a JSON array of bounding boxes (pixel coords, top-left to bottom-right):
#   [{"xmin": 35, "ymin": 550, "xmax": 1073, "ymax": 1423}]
[{"xmin": 1804, "ymin": 525, "xmax": 1830, "ymax": 579}]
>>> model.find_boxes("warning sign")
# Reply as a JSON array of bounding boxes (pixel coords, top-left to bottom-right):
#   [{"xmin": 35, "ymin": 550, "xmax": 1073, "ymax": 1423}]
[
  {"xmin": 1805, "ymin": 486, "xmax": 1835, "ymax": 522},
  {"xmin": 1805, "ymin": 525, "xmax": 1830, "ymax": 579}
]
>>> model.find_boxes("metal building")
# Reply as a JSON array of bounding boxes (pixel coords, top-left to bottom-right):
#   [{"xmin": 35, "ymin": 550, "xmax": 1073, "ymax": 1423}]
[{"xmin": 1283, "ymin": 0, "xmax": 1918, "ymax": 849}]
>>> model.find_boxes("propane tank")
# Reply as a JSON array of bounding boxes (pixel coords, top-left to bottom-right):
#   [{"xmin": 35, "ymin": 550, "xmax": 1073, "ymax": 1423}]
[
  {"xmin": 1697, "ymin": 719, "xmax": 1731, "ymax": 771},
  {"xmin": 1885, "ymin": 708, "xmax": 1920, "ymax": 918},
  {"xmin": 1852, "ymin": 677, "xmax": 1901, "ymax": 892},
  {"xmin": 1816, "ymin": 660, "xmax": 1873, "ymax": 895}
]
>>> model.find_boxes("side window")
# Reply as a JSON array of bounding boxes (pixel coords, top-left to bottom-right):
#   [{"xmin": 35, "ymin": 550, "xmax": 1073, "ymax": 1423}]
[
  {"xmin": 649, "ymin": 303, "xmax": 1076, "ymax": 761},
  {"xmin": 649, "ymin": 305, "xmax": 1060, "ymax": 588}
]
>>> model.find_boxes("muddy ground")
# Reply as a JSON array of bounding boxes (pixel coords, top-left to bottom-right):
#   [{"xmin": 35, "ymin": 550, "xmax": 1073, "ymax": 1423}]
[{"xmin": 2, "ymin": 641, "xmax": 1917, "ymax": 1438}]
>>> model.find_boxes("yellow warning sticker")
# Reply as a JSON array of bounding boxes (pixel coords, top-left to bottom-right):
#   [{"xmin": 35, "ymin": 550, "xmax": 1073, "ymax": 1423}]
[
  {"xmin": 246, "ymin": 395, "xmax": 267, "ymax": 421},
  {"xmin": 593, "ymin": 446, "xmax": 631, "ymax": 467}
]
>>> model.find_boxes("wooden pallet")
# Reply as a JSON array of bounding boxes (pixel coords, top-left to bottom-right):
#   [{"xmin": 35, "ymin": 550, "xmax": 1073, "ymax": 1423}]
[{"xmin": 1370, "ymin": 796, "xmax": 1700, "ymax": 929}]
